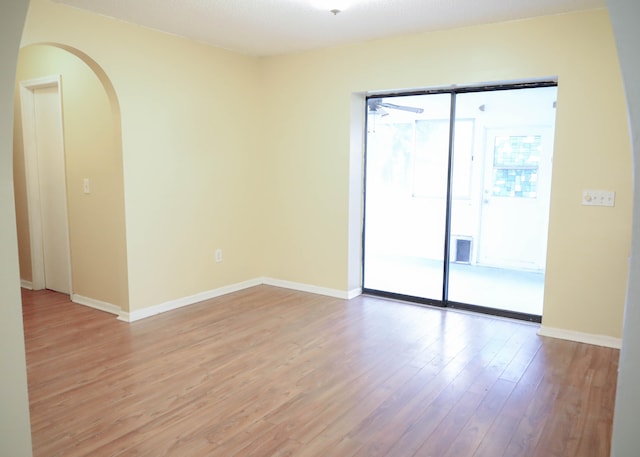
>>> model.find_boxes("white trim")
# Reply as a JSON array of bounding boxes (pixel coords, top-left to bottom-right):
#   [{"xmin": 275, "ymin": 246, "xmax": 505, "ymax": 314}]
[
  {"xmin": 346, "ymin": 288, "xmax": 362, "ymax": 299},
  {"xmin": 20, "ymin": 75, "xmax": 60, "ymax": 90},
  {"xmin": 262, "ymin": 277, "xmax": 354, "ymax": 299},
  {"xmin": 20, "ymin": 280, "xmax": 33, "ymax": 290},
  {"xmin": 119, "ymin": 278, "xmax": 262, "ymax": 322},
  {"xmin": 537, "ymin": 326, "xmax": 622, "ymax": 349},
  {"xmin": 37, "ymin": 276, "xmax": 363, "ymax": 324},
  {"xmin": 63, "ymin": 282, "xmax": 622, "ymax": 352},
  {"xmin": 347, "ymin": 93, "xmax": 365, "ymax": 295},
  {"xmin": 117, "ymin": 277, "xmax": 359, "ymax": 323},
  {"xmin": 72, "ymin": 294, "xmax": 121, "ymax": 316}
]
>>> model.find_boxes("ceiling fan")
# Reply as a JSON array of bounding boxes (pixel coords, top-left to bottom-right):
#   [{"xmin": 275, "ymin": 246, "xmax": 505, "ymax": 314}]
[{"xmin": 368, "ymin": 98, "xmax": 425, "ymax": 117}]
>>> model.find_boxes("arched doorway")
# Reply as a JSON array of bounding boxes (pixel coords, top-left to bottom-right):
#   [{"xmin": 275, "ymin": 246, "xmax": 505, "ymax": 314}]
[{"xmin": 13, "ymin": 43, "xmax": 129, "ymax": 312}]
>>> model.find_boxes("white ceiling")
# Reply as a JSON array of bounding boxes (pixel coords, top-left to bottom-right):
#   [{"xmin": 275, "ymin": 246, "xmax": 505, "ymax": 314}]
[{"xmin": 52, "ymin": 0, "xmax": 606, "ymax": 56}]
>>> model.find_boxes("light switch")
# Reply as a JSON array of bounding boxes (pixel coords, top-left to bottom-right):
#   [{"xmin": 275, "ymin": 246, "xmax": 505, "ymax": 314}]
[
  {"xmin": 582, "ymin": 189, "xmax": 615, "ymax": 207},
  {"xmin": 83, "ymin": 178, "xmax": 90, "ymax": 194}
]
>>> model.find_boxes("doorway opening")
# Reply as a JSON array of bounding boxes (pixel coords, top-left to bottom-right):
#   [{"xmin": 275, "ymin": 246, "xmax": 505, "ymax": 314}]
[
  {"xmin": 362, "ymin": 82, "xmax": 558, "ymax": 321},
  {"xmin": 20, "ymin": 75, "xmax": 72, "ymax": 295}
]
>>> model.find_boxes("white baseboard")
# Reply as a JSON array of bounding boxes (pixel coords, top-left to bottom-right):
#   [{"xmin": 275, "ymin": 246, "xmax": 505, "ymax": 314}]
[
  {"xmin": 537, "ymin": 326, "xmax": 622, "ymax": 349},
  {"xmin": 119, "ymin": 278, "xmax": 263, "ymax": 323},
  {"xmin": 64, "ymin": 277, "xmax": 359, "ymax": 324},
  {"xmin": 20, "ymin": 279, "xmax": 33, "ymax": 290},
  {"xmin": 61, "ymin": 284, "xmax": 623, "ymax": 350},
  {"xmin": 347, "ymin": 287, "xmax": 363, "ymax": 299},
  {"xmin": 72, "ymin": 294, "xmax": 121, "ymax": 316},
  {"xmin": 261, "ymin": 277, "xmax": 359, "ymax": 300}
]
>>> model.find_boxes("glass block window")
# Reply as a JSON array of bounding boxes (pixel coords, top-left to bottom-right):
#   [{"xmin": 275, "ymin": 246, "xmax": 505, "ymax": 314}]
[{"xmin": 492, "ymin": 135, "xmax": 541, "ymax": 198}]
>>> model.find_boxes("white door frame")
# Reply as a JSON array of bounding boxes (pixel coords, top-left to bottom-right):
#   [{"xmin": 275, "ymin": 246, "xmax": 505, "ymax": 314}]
[{"xmin": 20, "ymin": 75, "xmax": 72, "ymax": 293}]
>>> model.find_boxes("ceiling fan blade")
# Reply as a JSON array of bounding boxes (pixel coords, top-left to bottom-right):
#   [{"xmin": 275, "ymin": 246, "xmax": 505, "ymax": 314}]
[{"xmin": 379, "ymin": 102, "xmax": 424, "ymax": 114}]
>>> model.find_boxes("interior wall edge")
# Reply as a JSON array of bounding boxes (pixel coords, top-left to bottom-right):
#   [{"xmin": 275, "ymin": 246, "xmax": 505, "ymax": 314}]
[{"xmin": 0, "ymin": 0, "xmax": 34, "ymax": 455}]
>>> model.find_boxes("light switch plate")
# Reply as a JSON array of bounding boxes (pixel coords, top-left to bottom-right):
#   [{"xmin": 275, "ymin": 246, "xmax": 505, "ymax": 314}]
[{"xmin": 582, "ymin": 189, "xmax": 615, "ymax": 207}]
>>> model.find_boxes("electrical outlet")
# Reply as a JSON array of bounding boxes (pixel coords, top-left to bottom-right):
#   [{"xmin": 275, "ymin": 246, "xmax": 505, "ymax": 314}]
[
  {"xmin": 582, "ymin": 189, "xmax": 615, "ymax": 207},
  {"xmin": 215, "ymin": 249, "xmax": 223, "ymax": 263}
]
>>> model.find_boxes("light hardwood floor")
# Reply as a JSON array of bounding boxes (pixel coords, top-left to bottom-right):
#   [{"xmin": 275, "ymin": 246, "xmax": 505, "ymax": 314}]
[{"xmin": 23, "ymin": 286, "xmax": 618, "ymax": 456}]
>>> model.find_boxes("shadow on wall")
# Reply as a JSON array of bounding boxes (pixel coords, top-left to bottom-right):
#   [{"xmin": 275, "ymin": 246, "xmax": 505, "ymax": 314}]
[{"xmin": 13, "ymin": 42, "xmax": 130, "ymax": 311}]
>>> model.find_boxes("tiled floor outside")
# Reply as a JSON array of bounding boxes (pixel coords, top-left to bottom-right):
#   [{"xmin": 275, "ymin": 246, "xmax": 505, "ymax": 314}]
[{"xmin": 364, "ymin": 254, "xmax": 544, "ymax": 316}]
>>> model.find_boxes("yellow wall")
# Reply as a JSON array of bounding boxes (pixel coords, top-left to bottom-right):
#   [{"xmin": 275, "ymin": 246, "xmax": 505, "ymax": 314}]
[
  {"xmin": 14, "ymin": 44, "xmax": 129, "ymax": 310},
  {"xmin": 19, "ymin": 1, "xmax": 631, "ymax": 338},
  {"xmin": 21, "ymin": 0, "xmax": 263, "ymax": 311},
  {"xmin": 260, "ymin": 10, "xmax": 632, "ymax": 337}
]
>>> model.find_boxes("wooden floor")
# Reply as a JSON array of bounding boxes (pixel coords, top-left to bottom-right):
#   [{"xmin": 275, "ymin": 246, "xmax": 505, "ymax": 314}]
[{"xmin": 23, "ymin": 286, "xmax": 618, "ymax": 457}]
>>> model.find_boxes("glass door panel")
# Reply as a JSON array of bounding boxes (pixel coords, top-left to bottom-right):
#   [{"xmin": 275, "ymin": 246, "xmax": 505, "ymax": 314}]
[
  {"xmin": 363, "ymin": 93, "xmax": 452, "ymax": 300},
  {"xmin": 362, "ymin": 84, "xmax": 557, "ymax": 320},
  {"xmin": 448, "ymin": 87, "xmax": 557, "ymax": 316}
]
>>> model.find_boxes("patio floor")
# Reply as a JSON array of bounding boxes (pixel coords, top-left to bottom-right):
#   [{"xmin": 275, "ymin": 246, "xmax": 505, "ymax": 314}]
[{"xmin": 364, "ymin": 254, "xmax": 544, "ymax": 316}]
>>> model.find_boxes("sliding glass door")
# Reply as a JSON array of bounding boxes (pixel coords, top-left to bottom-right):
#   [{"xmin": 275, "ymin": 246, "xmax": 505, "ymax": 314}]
[
  {"xmin": 362, "ymin": 84, "xmax": 558, "ymax": 320},
  {"xmin": 363, "ymin": 93, "xmax": 451, "ymax": 301}
]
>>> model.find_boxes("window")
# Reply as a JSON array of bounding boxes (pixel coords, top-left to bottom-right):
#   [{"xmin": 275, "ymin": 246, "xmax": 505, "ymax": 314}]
[{"xmin": 491, "ymin": 135, "xmax": 541, "ymax": 198}]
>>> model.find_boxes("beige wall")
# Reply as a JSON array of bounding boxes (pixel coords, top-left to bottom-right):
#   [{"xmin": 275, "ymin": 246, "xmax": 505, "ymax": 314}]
[
  {"xmin": 260, "ymin": 10, "xmax": 632, "ymax": 338},
  {"xmin": 1, "ymin": 0, "xmax": 33, "ymax": 455},
  {"xmin": 21, "ymin": 0, "xmax": 263, "ymax": 311},
  {"xmin": 19, "ymin": 1, "xmax": 631, "ymax": 339},
  {"xmin": 14, "ymin": 44, "xmax": 129, "ymax": 310}
]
